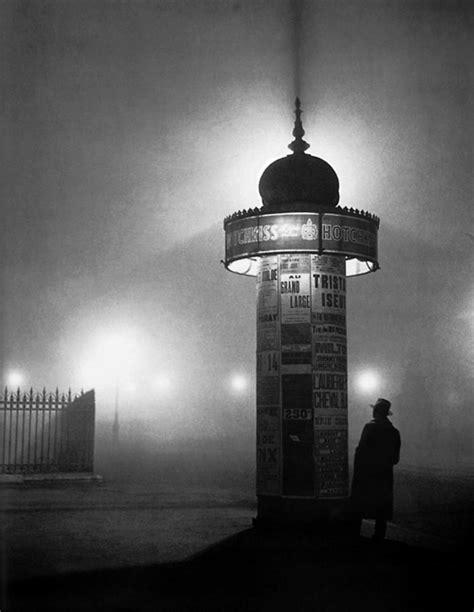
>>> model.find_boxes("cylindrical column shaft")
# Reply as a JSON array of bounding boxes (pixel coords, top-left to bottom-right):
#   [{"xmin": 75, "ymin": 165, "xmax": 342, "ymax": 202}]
[{"xmin": 256, "ymin": 253, "xmax": 348, "ymax": 522}]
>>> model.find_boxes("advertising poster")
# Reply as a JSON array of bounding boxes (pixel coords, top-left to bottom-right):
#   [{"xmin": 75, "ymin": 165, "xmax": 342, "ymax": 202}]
[
  {"xmin": 280, "ymin": 255, "xmax": 311, "ymax": 327},
  {"xmin": 256, "ymin": 256, "xmax": 279, "ymax": 352},
  {"xmin": 256, "ymin": 256, "xmax": 281, "ymax": 496},
  {"xmin": 280, "ymin": 254, "xmax": 312, "ymax": 372},
  {"xmin": 256, "ymin": 408, "xmax": 281, "ymax": 495},
  {"xmin": 257, "ymin": 377, "xmax": 280, "ymax": 406},
  {"xmin": 311, "ymin": 255, "xmax": 348, "ymax": 498}
]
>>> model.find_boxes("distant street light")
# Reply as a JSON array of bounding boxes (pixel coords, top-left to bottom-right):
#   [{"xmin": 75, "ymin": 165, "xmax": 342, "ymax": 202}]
[
  {"xmin": 6, "ymin": 370, "xmax": 24, "ymax": 388},
  {"xmin": 78, "ymin": 326, "xmax": 144, "ymax": 444},
  {"xmin": 230, "ymin": 373, "xmax": 248, "ymax": 393},
  {"xmin": 355, "ymin": 369, "xmax": 381, "ymax": 395}
]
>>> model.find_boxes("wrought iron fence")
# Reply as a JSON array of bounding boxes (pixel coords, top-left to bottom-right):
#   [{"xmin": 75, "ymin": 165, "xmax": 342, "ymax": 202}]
[{"xmin": 0, "ymin": 388, "xmax": 95, "ymax": 474}]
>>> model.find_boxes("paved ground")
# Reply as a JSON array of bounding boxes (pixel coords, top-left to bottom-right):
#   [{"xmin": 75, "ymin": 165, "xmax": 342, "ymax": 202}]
[
  {"xmin": 1, "ymin": 467, "xmax": 472, "ymax": 611},
  {"xmin": 3, "ymin": 524, "xmax": 471, "ymax": 611},
  {"xmin": 0, "ymin": 480, "xmax": 256, "ymax": 579}
]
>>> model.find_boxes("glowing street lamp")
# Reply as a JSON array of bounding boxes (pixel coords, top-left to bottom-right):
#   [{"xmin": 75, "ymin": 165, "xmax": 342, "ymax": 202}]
[
  {"xmin": 6, "ymin": 370, "xmax": 25, "ymax": 388},
  {"xmin": 78, "ymin": 327, "xmax": 144, "ymax": 444},
  {"xmin": 230, "ymin": 373, "xmax": 248, "ymax": 393},
  {"xmin": 355, "ymin": 369, "xmax": 381, "ymax": 395}
]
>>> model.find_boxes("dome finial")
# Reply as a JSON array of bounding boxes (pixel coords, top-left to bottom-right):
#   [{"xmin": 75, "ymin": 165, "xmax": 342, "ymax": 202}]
[{"xmin": 288, "ymin": 97, "xmax": 310, "ymax": 154}]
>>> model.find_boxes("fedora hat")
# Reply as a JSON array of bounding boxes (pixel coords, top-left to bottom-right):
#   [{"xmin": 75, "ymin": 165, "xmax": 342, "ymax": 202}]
[{"xmin": 370, "ymin": 397, "xmax": 392, "ymax": 415}]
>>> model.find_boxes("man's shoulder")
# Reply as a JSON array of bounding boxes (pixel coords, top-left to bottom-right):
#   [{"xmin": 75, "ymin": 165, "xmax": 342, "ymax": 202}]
[{"xmin": 368, "ymin": 419, "xmax": 400, "ymax": 433}]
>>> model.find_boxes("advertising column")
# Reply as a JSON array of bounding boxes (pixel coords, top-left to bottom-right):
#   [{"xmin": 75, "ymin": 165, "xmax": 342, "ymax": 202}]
[{"xmin": 311, "ymin": 255, "xmax": 348, "ymax": 498}]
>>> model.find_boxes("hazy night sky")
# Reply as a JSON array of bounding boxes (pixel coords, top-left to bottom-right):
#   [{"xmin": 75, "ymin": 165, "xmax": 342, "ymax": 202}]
[{"xmin": 1, "ymin": 0, "xmax": 472, "ymax": 468}]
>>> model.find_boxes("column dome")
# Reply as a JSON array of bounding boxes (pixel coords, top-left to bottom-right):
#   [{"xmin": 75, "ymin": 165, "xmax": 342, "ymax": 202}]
[
  {"xmin": 258, "ymin": 153, "xmax": 339, "ymax": 211},
  {"xmin": 258, "ymin": 99, "xmax": 339, "ymax": 212}
]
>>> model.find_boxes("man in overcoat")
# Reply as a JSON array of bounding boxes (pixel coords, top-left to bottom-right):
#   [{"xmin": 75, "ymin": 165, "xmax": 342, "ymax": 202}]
[{"xmin": 351, "ymin": 398, "xmax": 401, "ymax": 542}]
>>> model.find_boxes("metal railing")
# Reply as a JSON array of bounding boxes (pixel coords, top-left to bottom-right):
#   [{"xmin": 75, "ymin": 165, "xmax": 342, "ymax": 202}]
[{"xmin": 0, "ymin": 388, "xmax": 95, "ymax": 474}]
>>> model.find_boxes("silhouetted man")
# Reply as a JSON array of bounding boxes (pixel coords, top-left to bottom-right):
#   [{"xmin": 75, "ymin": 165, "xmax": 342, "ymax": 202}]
[{"xmin": 351, "ymin": 398, "xmax": 401, "ymax": 542}]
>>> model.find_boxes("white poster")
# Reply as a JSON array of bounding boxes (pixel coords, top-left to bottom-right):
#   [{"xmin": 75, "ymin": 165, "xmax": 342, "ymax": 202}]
[{"xmin": 280, "ymin": 255, "xmax": 311, "ymax": 325}]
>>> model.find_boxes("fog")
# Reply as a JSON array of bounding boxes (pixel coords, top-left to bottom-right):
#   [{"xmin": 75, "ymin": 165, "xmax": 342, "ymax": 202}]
[{"xmin": 1, "ymin": 0, "xmax": 472, "ymax": 478}]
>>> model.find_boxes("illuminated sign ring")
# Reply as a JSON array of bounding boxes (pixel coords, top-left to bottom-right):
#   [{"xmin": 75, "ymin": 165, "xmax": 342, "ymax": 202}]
[{"xmin": 223, "ymin": 208, "xmax": 379, "ymax": 278}]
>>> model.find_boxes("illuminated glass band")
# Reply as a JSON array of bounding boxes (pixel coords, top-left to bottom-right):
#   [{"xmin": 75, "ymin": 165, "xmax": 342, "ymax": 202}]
[{"xmin": 224, "ymin": 210, "xmax": 379, "ymax": 277}]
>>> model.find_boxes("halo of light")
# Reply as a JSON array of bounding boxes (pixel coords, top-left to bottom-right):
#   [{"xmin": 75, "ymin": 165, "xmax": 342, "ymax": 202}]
[
  {"xmin": 355, "ymin": 370, "xmax": 380, "ymax": 394},
  {"xmin": 77, "ymin": 326, "xmax": 144, "ymax": 390},
  {"xmin": 230, "ymin": 373, "xmax": 248, "ymax": 393},
  {"xmin": 6, "ymin": 370, "xmax": 24, "ymax": 388}
]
